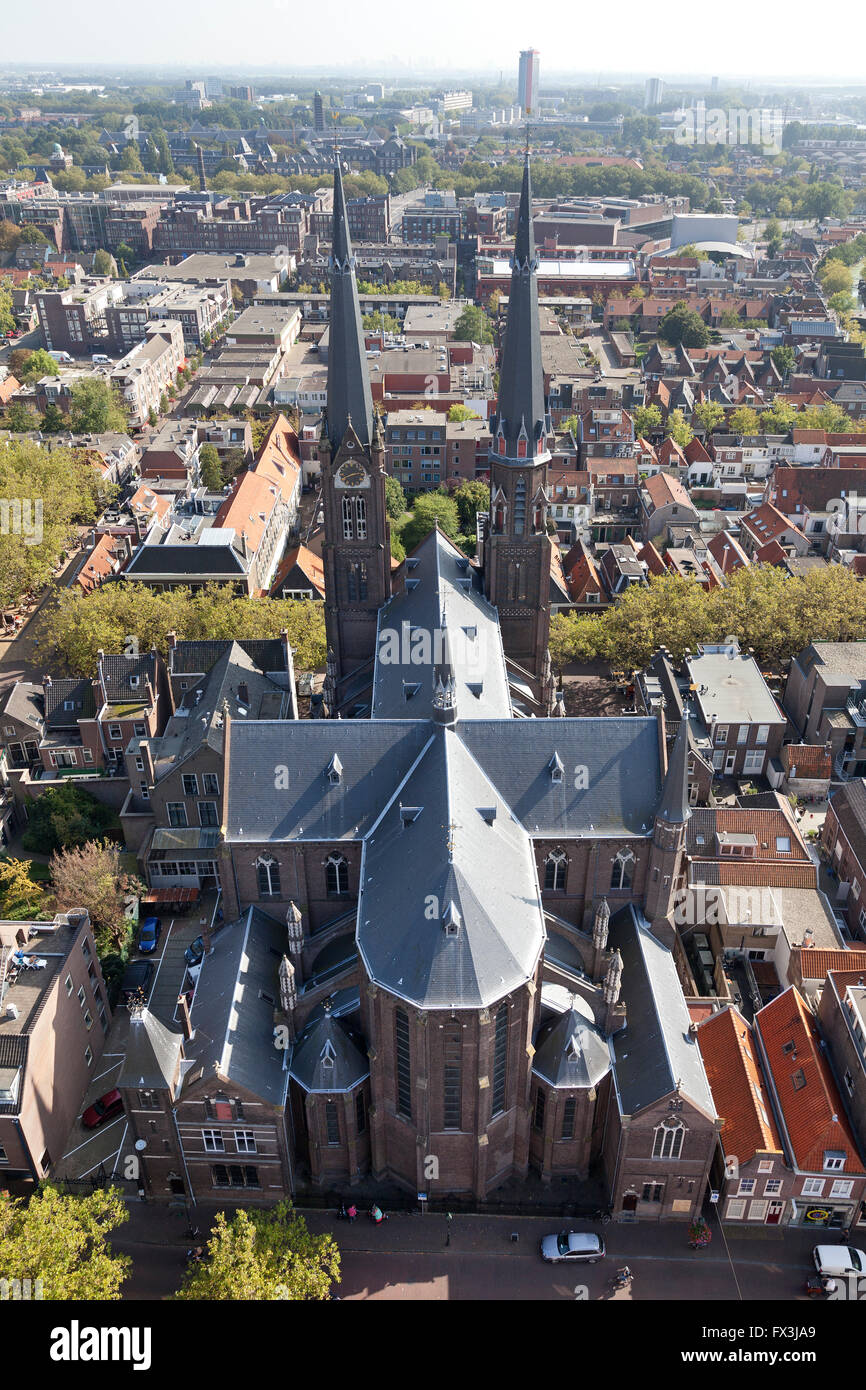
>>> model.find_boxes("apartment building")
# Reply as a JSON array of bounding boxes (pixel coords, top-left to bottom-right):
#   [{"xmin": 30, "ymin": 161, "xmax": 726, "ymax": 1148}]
[
  {"xmin": 686, "ymin": 642, "xmax": 785, "ymax": 779},
  {"xmin": 105, "ymin": 280, "xmax": 230, "ymax": 352},
  {"xmin": 35, "ymin": 279, "xmax": 124, "ymax": 354},
  {"xmin": 110, "ymin": 319, "xmax": 186, "ymax": 427}
]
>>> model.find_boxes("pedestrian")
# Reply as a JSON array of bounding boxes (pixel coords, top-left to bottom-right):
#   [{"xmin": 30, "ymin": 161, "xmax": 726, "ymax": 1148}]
[
  {"xmin": 347, "ymin": 1203, "xmax": 357, "ymax": 1223},
  {"xmin": 445, "ymin": 1211, "xmax": 452, "ymax": 1247}
]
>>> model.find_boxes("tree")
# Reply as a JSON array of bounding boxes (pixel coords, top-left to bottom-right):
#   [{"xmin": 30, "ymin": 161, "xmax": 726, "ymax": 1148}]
[
  {"xmin": 175, "ymin": 1203, "xmax": 339, "ymax": 1301},
  {"xmin": 452, "ymin": 304, "xmax": 493, "ymax": 345},
  {"xmin": 401, "ymin": 492, "xmax": 460, "ymax": 552},
  {"xmin": 729, "ymin": 405, "xmax": 760, "ymax": 436},
  {"xmin": 153, "ymin": 130, "xmax": 174, "ymax": 177},
  {"xmin": 40, "ymin": 402, "xmax": 67, "ymax": 433},
  {"xmin": 818, "ymin": 259, "xmax": 852, "ymax": 297},
  {"xmin": 666, "ymin": 408, "xmax": 694, "ymax": 447},
  {"xmin": 0, "ymin": 286, "xmax": 16, "ymax": 335},
  {"xmin": 51, "ymin": 840, "xmax": 141, "ymax": 958},
  {"xmin": 452, "ymin": 480, "xmax": 490, "ymax": 533},
  {"xmin": 6, "ymin": 401, "xmax": 37, "ymax": 433},
  {"xmin": 0, "ymin": 1185, "xmax": 130, "ymax": 1300},
  {"xmin": 770, "ymin": 345, "xmax": 795, "ymax": 380},
  {"xmin": 119, "ymin": 143, "xmax": 144, "ymax": 174},
  {"xmin": 658, "ymin": 301, "xmax": 710, "ymax": 349},
  {"xmin": 19, "ymin": 226, "xmax": 48, "ymax": 247},
  {"xmin": 0, "ymin": 218, "xmax": 22, "ymax": 253},
  {"xmin": 632, "ymin": 404, "xmax": 662, "ymax": 438},
  {"xmin": 21, "ymin": 783, "xmax": 119, "ymax": 856},
  {"xmin": 447, "ymin": 403, "xmax": 480, "ymax": 423},
  {"xmin": 693, "ymin": 401, "xmax": 725, "ymax": 433},
  {"xmin": 384, "ymin": 474, "xmax": 406, "ymax": 520},
  {"xmin": 764, "ymin": 216, "xmax": 783, "ymax": 258},
  {"xmin": 198, "ymin": 442, "xmax": 223, "ymax": 491},
  {"xmin": 91, "ymin": 248, "xmax": 114, "ymax": 278},
  {"xmin": 0, "ymin": 858, "xmax": 45, "ymax": 919},
  {"xmin": 69, "ymin": 379, "xmax": 127, "ymax": 434},
  {"xmin": 18, "ymin": 348, "xmax": 59, "ymax": 383}
]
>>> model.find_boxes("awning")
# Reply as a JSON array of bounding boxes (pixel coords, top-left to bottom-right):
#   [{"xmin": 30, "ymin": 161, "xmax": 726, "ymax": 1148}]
[{"xmin": 141, "ymin": 887, "xmax": 200, "ymax": 906}]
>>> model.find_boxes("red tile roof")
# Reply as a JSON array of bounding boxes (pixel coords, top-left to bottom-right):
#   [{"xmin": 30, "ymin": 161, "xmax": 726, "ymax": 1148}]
[
  {"xmin": 782, "ymin": 744, "xmax": 832, "ymax": 779},
  {"xmin": 755, "ymin": 986, "xmax": 865, "ymax": 1174},
  {"xmin": 790, "ymin": 948, "xmax": 866, "ymax": 983},
  {"xmin": 698, "ymin": 1006, "xmax": 783, "ymax": 1162}
]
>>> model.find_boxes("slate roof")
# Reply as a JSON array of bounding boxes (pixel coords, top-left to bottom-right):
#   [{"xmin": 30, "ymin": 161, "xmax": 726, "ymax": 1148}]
[
  {"xmin": 289, "ymin": 1009, "xmax": 369, "ymax": 1093},
  {"xmin": 185, "ymin": 907, "xmax": 290, "ymax": 1107},
  {"xmin": 657, "ymin": 712, "xmax": 691, "ymax": 825},
  {"xmin": 44, "ymin": 677, "xmax": 96, "ymax": 726},
  {"xmin": 372, "ymin": 527, "xmax": 511, "ymax": 721},
  {"xmin": 532, "ymin": 1004, "xmax": 611, "ymax": 1090},
  {"xmin": 170, "ymin": 638, "xmax": 288, "ymax": 677},
  {"xmin": 118, "ymin": 1007, "xmax": 183, "ymax": 1092},
  {"xmin": 492, "ymin": 152, "xmax": 547, "ymax": 459},
  {"xmin": 1, "ymin": 681, "xmax": 44, "ymax": 731},
  {"xmin": 326, "ymin": 154, "xmax": 374, "ymax": 453},
  {"xmin": 607, "ymin": 904, "xmax": 716, "ymax": 1117},
  {"xmin": 357, "ymin": 723, "xmax": 545, "ymax": 1010},
  {"xmin": 99, "ymin": 651, "xmax": 159, "ymax": 703}
]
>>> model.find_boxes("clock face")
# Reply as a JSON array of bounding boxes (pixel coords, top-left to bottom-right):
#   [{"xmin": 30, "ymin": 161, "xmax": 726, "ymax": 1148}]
[{"xmin": 337, "ymin": 459, "xmax": 369, "ymax": 488}]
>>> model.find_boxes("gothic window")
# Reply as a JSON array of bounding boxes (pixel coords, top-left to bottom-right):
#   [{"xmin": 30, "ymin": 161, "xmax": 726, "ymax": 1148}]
[
  {"xmin": 491, "ymin": 1005, "xmax": 508, "ymax": 1116},
  {"xmin": 342, "ymin": 495, "xmax": 353, "ymax": 540},
  {"xmin": 256, "ymin": 856, "xmax": 281, "ymax": 898},
  {"xmin": 561, "ymin": 1096, "xmax": 576, "ymax": 1140},
  {"xmin": 513, "ymin": 478, "xmax": 527, "ymax": 535},
  {"xmin": 544, "ymin": 850, "xmax": 567, "ymax": 892},
  {"xmin": 326, "ymin": 854, "xmax": 349, "ymax": 897},
  {"xmin": 347, "ymin": 565, "xmax": 357, "ymax": 601},
  {"xmin": 533, "ymin": 1087, "xmax": 546, "ymax": 1132},
  {"xmin": 443, "ymin": 1026, "xmax": 461, "ymax": 1130},
  {"xmin": 494, "ymin": 500, "xmax": 506, "ymax": 533},
  {"xmin": 357, "ymin": 562, "xmax": 368, "ymax": 601},
  {"xmin": 610, "ymin": 850, "xmax": 634, "ymax": 891},
  {"xmin": 325, "ymin": 1101, "xmax": 340, "ymax": 1145},
  {"xmin": 355, "ymin": 497, "xmax": 367, "ymax": 540},
  {"xmin": 533, "ymin": 500, "xmax": 544, "ymax": 533},
  {"xmin": 652, "ymin": 1118, "xmax": 685, "ymax": 1161},
  {"xmin": 517, "ymin": 436, "xmax": 527, "ymax": 459},
  {"xmin": 395, "ymin": 1008, "xmax": 412, "ymax": 1118}
]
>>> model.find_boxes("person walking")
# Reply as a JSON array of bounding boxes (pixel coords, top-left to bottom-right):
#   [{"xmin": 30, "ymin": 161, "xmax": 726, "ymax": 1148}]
[{"xmin": 445, "ymin": 1211, "xmax": 453, "ymax": 1247}]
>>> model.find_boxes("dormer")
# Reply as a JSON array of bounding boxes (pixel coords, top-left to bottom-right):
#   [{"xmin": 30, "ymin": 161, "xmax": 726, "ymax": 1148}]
[
  {"xmin": 326, "ymin": 753, "xmax": 343, "ymax": 785},
  {"xmin": 548, "ymin": 751, "xmax": 564, "ymax": 784},
  {"xmin": 443, "ymin": 900, "xmax": 462, "ymax": 937}
]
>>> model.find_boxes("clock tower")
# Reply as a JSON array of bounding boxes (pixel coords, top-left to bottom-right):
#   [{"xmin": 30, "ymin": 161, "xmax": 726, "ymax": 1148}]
[{"xmin": 320, "ymin": 151, "xmax": 391, "ymax": 697}]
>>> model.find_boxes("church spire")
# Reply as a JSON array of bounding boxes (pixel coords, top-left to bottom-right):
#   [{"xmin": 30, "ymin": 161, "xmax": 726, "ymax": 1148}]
[
  {"xmin": 492, "ymin": 149, "xmax": 547, "ymax": 463},
  {"xmin": 326, "ymin": 150, "xmax": 374, "ymax": 455},
  {"xmin": 658, "ymin": 710, "xmax": 692, "ymax": 826}
]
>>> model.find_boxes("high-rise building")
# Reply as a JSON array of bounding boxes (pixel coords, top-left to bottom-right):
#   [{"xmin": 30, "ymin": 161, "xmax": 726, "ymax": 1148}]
[
  {"xmin": 313, "ymin": 91, "xmax": 325, "ymax": 133},
  {"xmin": 644, "ymin": 77, "xmax": 665, "ymax": 110},
  {"xmin": 517, "ymin": 49, "xmax": 540, "ymax": 115}
]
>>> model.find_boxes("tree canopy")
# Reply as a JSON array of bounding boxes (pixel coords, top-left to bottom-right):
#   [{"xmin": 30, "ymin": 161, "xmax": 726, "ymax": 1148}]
[
  {"xmin": 658, "ymin": 301, "xmax": 710, "ymax": 349},
  {"xmin": 21, "ymin": 782, "xmax": 120, "ymax": 856},
  {"xmin": 175, "ymin": 1203, "xmax": 339, "ymax": 1301},
  {"xmin": 0, "ymin": 1185, "xmax": 130, "ymax": 1300}
]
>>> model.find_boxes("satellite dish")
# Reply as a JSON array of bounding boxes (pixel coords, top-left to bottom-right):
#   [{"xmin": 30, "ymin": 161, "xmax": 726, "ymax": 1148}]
[{"xmin": 134, "ymin": 1139, "xmax": 148, "ymax": 1152}]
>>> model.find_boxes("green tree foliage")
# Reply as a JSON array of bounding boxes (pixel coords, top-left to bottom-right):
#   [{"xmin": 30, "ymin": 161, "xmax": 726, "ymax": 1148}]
[
  {"xmin": 175, "ymin": 1203, "xmax": 339, "ymax": 1301},
  {"xmin": 401, "ymin": 491, "xmax": 460, "ymax": 552},
  {"xmin": 0, "ymin": 858, "xmax": 45, "ymax": 919},
  {"xmin": 21, "ymin": 783, "xmax": 119, "ymax": 856},
  {"xmin": 69, "ymin": 379, "xmax": 128, "ymax": 434},
  {"xmin": 729, "ymin": 405, "xmax": 760, "ymax": 436},
  {"xmin": 6, "ymin": 401, "xmax": 38, "ymax": 433},
  {"xmin": 549, "ymin": 564, "xmax": 866, "ymax": 670},
  {"xmin": 632, "ymin": 404, "xmax": 662, "ymax": 438},
  {"xmin": 51, "ymin": 840, "xmax": 142, "ymax": 958},
  {"xmin": 0, "ymin": 286, "xmax": 15, "ymax": 335},
  {"xmin": 0, "ymin": 439, "xmax": 110, "ymax": 606},
  {"xmin": 817, "ymin": 259, "xmax": 853, "ymax": 297},
  {"xmin": 384, "ymin": 474, "xmax": 407, "ymax": 520},
  {"xmin": 198, "ymin": 442, "xmax": 223, "ymax": 491},
  {"xmin": 41, "ymin": 584, "xmax": 328, "ymax": 674},
  {"xmin": 362, "ymin": 311, "xmax": 401, "ymax": 334},
  {"xmin": 693, "ymin": 401, "xmax": 725, "ymax": 433},
  {"xmin": 40, "ymin": 402, "xmax": 67, "ymax": 433},
  {"xmin": 452, "ymin": 304, "xmax": 493, "ymax": 344},
  {"xmin": 658, "ymin": 301, "xmax": 710, "ymax": 349},
  {"xmin": 665, "ymin": 408, "xmax": 694, "ymax": 447},
  {"xmin": 0, "ymin": 1185, "xmax": 130, "ymax": 1301},
  {"xmin": 18, "ymin": 348, "xmax": 60, "ymax": 383},
  {"xmin": 91, "ymin": 248, "xmax": 114, "ymax": 277},
  {"xmin": 446, "ymin": 403, "xmax": 479, "ymax": 423},
  {"xmin": 770, "ymin": 345, "xmax": 795, "ymax": 379},
  {"xmin": 452, "ymin": 480, "xmax": 490, "ymax": 533}
]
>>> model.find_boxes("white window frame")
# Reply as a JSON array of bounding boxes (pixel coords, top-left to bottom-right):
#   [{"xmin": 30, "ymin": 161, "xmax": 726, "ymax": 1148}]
[
  {"xmin": 235, "ymin": 1130, "xmax": 257, "ymax": 1154},
  {"xmin": 802, "ymin": 1178, "xmax": 825, "ymax": 1197},
  {"xmin": 202, "ymin": 1129, "xmax": 225, "ymax": 1153}
]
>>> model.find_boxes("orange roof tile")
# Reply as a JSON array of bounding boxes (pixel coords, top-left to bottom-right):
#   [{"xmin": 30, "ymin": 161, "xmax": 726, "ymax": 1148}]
[
  {"xmin": 790, "ymin": 948, "xmax": 866, "ymax": 983},
  {"xmin": 755, "ymin": 986, "xmax": 865, "ymax": 1174},
  {"xmin": 697, "ymin": 1006, "xmax": 783, "ymax": 1162}
]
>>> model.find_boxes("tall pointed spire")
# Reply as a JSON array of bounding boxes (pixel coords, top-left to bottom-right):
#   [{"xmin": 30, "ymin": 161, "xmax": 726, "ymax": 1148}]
[
  {"xmin": 492, "ymin": 149, "xmax": 547, "ymax": 462},
  {"xmin": 326, "ymin": 150, "xmax": 374, "ymax": 455},
  {"xmin": 658, "ymin": 710, "xmax": 692, "ymax": 825}
]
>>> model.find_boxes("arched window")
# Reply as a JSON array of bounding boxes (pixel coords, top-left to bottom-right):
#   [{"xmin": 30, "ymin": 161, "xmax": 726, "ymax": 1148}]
[
  {"xmin": 533, "ymin": 502, "xmax": 544, "ymax": 533},
  {"xmin": 652, "ymin": 1118, "xmax": 685, "ymax": 1161},
  {"xmin": 326, "ymin": 854, "xmax": 349, "ymax": 897},
  {"xmin": 544, "ymin": 850, "xmax": 567, "ymax": 892},
  {"xmin": 494, "ymin": 501, "xmax": 505, "ymax": 533},
  {"xmin": 610, "ymin": 850, "xmax": 634, "ymax": 891},
  {"xmin": 354, "ymin": 497, "xmax": 367, "ymax": 540},
  {"xmin": 341, "ymin": 495, "xmax": 353, "ymax": 540},
  {"xmin": 256, "ymin": 856, "xmax": 281, "ymax": 898}
]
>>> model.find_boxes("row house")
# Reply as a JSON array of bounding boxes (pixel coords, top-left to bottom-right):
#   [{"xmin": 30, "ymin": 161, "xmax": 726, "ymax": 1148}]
[
  {"xmin": 820, "ymin": 780, "xmax": 866, "ymax": 941},
  {"xmin": 0, "ymin": 911, "xmax": 111, "ymax": 1186},
  {"xmin": 639, "ymin": 471, "xmax": 700, "ymax": 543},
  {"xmin": 738, "ymin": 502, "xmax": 810, "ymax": 560},
  {"xmin": 785, "ymin": 642, "xmax": 866, "ymax": 781},
  {"xmin": 110, "ymin": 320, "xmax": 186, "ymax": 427},
  {"xmin": 817, "ymin": 970, "xmax": 866, "ymax": 1165},
  {"xmin": 685, "ymin": 641, "xmax": 785, "ymax": 780},
  {"xmin": 588, "ymin": 460, "xmax": 640, "ymax": 545}
]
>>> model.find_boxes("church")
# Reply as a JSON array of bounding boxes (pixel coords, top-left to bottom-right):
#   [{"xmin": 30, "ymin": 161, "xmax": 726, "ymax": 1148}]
[
  {"xmin": 119, "ymin": 151, "xmax": 719, "ymax": 1222},
  {"xmin": 210, "ymin": 150, "xmax": 720, "ymax": 1221}
]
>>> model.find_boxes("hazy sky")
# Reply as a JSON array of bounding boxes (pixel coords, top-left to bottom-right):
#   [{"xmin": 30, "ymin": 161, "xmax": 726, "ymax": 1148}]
[{"xmin": 3, "ymin": 0, "xmax": 864, "ymax": 81}]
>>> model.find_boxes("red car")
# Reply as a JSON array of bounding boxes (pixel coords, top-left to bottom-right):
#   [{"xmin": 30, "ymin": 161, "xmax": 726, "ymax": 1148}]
[{"xmin": 82, "ymin": 1088, "xmax": 124, "ymax": 1129}]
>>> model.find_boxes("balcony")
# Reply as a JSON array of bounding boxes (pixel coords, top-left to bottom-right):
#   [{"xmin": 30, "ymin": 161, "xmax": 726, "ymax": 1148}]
[{"xmin": 845, "ymin": 696, "xmax": 866, "ymax": 728}]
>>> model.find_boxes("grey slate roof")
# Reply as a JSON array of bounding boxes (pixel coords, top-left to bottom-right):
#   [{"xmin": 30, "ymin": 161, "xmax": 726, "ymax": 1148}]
[
  {"xmin": 170, "ymin": 638, "xmax": 288, "ymax": 678},
  {"xmin": 607, "ymin": 904, "xmax": 715, "ymax": 1118},
  {"xmin": 326, "ymin": 154, "xmax": 374, "ymax": 453},
  {"xmin": 118, "ymin": 1008, "xmax": 183, "ymax": 1092},
  {"xmin": 457, "ymin": 718, "xmax": 662, "ymax": 836},
  {"xmin": 44, "ymin": 677, "xmax": 95, "ymax": 726},
  {"xmin": 371, "ymin": 527, "xmax": 512, "ymax": 721},
  {"xmin": 492, "ymin": 152, "xmax": 547, "ymax": 459},
  {"xmin": 225, "ymin": 719, "xmax": 432, "ymax": 841},
  {"xmin": 1, "ymin": 681, "xmax": 44, "ymax": 731},
  {"xmin": 357, "ymin": 723, "xmax": 545, "ymax": 1010},
  {"xmin": 289, "ymin": 1010, "xmax": 369, "ymax": 1093},
  {"xmin": 185, "ymin": 907, "xmax": 290, "ymax": 1106},
  {"xmin": 533, "ymin": 1005, "xmax": 611, "ymax": 1090},
  {"xmin": 100, "ymin": 651, "xmax": 159, "ymax": 702}
]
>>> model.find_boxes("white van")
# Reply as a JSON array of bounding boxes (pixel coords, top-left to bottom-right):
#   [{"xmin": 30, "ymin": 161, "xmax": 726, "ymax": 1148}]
[
  {"xmin": 813, "ymin": 1244, "xmax": 866, "ymax": 1278},
  {"xmin": 92, "ymin": 353, "xmax": 111, "ymax": 365},
  {"xmin": 48, "ymin": 350, "xmax": 73, "ymax": 364}
]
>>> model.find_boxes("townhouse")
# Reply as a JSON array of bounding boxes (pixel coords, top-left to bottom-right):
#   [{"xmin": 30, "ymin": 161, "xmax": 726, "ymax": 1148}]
[
  {"xmin": 820, "ymin": 780, "xmax": 866, "ymax": 942},
  {"xmin": 686, "ymin": 641, "xmax": 786, "ymax": 780}
]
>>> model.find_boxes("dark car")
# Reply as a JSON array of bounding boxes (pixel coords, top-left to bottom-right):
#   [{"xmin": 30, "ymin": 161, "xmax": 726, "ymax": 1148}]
[
  {"xmin": 184, "ymin": 935, "xmax": 205, "ymax": 966},
  {"xmin": 120, "ymin": 959, "xmax": 154, "ymax": 1005},
  {"xmin": 138, "ymin": 916, "xmax": 161, "ymax": 954},
  {"xmin": 82, "ymin": 1089, "xmax": 124, "ymax": 1129}
]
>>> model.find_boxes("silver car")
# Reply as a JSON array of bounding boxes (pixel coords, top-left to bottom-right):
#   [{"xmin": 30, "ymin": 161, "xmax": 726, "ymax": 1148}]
[{"xmin": 540, "ymin": 1231, "xmax": 605, "ymax": 1264}]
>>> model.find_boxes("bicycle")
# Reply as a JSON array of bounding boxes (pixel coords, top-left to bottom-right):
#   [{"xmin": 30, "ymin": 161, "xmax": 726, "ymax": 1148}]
[{"xmin": 592, "ymin": 1208, "xmax": 612, "ymax": 1226}]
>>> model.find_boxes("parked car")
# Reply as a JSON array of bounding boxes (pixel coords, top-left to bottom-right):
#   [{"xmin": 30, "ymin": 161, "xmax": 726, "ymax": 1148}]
[
  {"xmin": 82, "ymin": 1089, "xmax": 124, "ymax": 1129},
  {"xmin": 813, "ymin": 1245, "xmax": 866, "ymax": 1279},
  {"xmin": 120, "ymin": 959, "xmax": 154, "ymax": 1005},
  {"xmin": 540, "ymin": 1231, "xmax": 605, "ymax": 1264},
  {"xmin": 138, "ymin": 916, "xmax": 161, "ymax": 954},
  {"xmin": 184, "ymin": 935, "xmax": 205, "ymax": 966}
]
